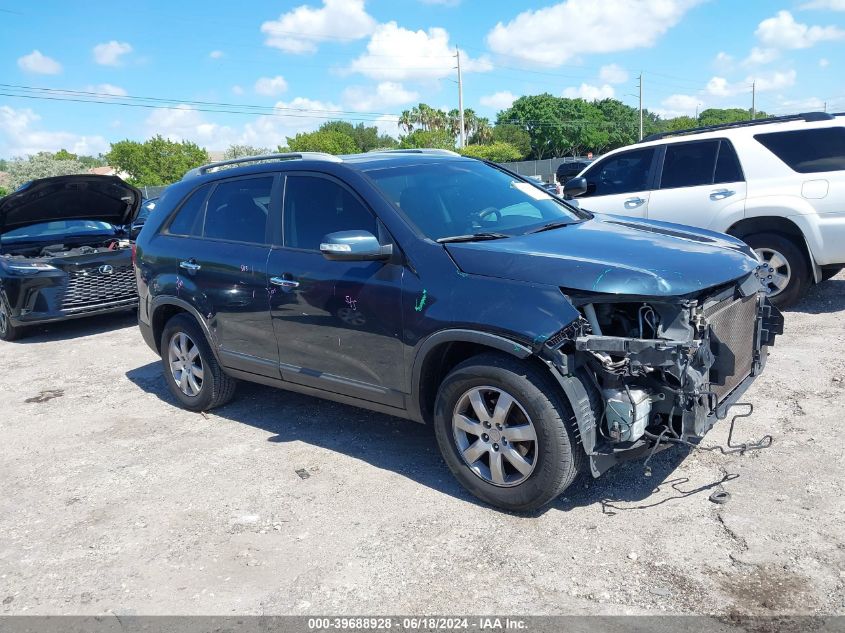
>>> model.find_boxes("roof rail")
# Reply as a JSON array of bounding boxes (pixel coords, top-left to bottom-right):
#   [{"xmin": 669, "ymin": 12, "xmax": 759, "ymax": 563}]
[
  {"xmin": 183, "ymin": 152, "xmax": 343, "ymax": 179},
  {"xmin": 371, "ymin": 148, "xmax": 461, "ymax": 157},
  {"xmin": 641, "ymin": 111, "xmax": 835, "ymax": 143}
]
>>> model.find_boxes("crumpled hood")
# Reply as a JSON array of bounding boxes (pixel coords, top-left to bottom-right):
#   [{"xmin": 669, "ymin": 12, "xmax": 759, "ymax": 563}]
[
  {"xmin": 0, "ymin": 175, "xmax": 142, "ymax": 234},
  {"xmin": 445, "ymin": 214, "xmax": 760, "ymax": 297}
]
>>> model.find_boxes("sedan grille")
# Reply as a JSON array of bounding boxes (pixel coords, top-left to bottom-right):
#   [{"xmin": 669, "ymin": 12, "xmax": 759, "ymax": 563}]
[
  {"xmin": 707, "ymin": 294, "xmax": 758, "ymax": 402},
  {"xmin": 61, "ymin": 265, "xmax": 137, "ymax": 310}
]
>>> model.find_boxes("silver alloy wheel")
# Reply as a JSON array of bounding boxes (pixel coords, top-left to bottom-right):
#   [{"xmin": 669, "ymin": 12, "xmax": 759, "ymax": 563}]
[
  {"xmin": 0, "ymin": 303, "xmax": 8, "ymax": 337},
  {"xmin": 168, "ymin": 331, "xmax": 204, "ymax": 397},
  {"xmin": 452, "ymin": 386, "xmax": 538, "ymax": 487},
  {"xmin": 754, "ymin": 247, "xmax": 792, "ymax": 297}
]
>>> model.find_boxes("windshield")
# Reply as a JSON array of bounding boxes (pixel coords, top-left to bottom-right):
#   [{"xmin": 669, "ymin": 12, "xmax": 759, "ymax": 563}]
[
  {"xmin": 1, "ymin": 220, "xmax": 116, "ymax": 242},
  {"xmin": 365, "ymin": 161, "xmax": 583, "ymax": 240}
]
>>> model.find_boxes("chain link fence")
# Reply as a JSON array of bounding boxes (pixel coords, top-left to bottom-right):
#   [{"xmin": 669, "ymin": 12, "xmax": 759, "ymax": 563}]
[{"xmin": 499, "ymin": 155, "xmax": 596, "ymax": 184}]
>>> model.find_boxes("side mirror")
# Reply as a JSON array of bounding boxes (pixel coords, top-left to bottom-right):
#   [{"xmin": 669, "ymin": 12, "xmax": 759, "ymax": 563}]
[
  {"xmin": 319, "ymin": 230, "xmax": 393, "ymax": 262},
  {"xmin": 563, "ymin": 177, "xmax": 588, "ymax": 198}
]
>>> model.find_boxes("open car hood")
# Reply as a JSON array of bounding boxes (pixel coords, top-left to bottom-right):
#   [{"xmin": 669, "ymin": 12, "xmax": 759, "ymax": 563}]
[
  {"xmin": 445, "ymin": 214, "xmax": 761, "ymax": 297},
  {"xmin": 0, "ymin": 175, "xmax": 142, "ymax": 234}
]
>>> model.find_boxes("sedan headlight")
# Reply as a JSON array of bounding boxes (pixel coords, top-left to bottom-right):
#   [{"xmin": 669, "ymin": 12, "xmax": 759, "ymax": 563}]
[{"xmin": 2, "ymin": 261, "xmax": 58, "ymax": 275}]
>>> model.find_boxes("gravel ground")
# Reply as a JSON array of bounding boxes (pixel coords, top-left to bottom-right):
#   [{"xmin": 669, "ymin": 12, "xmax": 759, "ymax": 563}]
[{"xmin": 1, "ymin": 274, "xmax": 844, "ymax": 617}]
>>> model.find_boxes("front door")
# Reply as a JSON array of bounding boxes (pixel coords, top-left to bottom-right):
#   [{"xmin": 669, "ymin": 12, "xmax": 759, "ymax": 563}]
[
  {"xmin": 577, "ymin": 146, "xmax": 660, "ymax": 217},
  {"xmin": 268, "ymin": 172, "xmax": 405, "ymax": 407}
]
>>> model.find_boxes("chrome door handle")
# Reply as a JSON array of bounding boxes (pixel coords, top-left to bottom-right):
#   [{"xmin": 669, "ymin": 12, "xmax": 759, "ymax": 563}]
[
  {"xmin": 624, "ymin": 197, "xmax": 646, "ymax": 209},
  {"xmin": 179, "ymin": 260, "xmax": 201, "ymax": 272},
  {"xmin": 710, "ymin": 189, "xmax": 735, "ymax": 201},
  {"xmin": 270, "ymin": 276, "xmax": 300, "ymax": 289}
]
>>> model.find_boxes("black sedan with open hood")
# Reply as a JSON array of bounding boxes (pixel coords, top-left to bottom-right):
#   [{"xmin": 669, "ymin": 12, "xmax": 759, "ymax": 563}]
[{"xmin": 0, "ymin": 175, "xmax": 142, "ymax": 341}]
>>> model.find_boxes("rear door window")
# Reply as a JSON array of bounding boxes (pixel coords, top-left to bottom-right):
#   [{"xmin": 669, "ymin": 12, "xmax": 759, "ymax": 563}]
[
  {"xmin": 713, "ymin": 140, "xmax": 744, "ymax": 183},
  {"xmin": 755, "ymin": 127, "xmax": 845, "ymax": 173},
  {"xmin": 582, "ymin": 147, "xmax": 656, "ymax": 196},
  {"xmin": 659, "ymin": 140, "xmax": 719, "ymax": 189},
  {"xmin": 202, "ymin": 177, "xmax": 273, "ymax": 244}
]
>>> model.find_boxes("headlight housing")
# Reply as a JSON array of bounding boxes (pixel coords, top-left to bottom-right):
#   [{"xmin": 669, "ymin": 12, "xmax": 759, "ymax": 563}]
[{"xmin": 2, "ymin": 261, "xmax": 58, "ymax": 275}]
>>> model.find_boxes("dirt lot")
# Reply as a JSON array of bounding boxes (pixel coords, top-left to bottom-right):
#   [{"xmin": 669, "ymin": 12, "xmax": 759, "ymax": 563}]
[{"xmin": 1, "ymin": 275, "xmax": 844, "ymax": 617}]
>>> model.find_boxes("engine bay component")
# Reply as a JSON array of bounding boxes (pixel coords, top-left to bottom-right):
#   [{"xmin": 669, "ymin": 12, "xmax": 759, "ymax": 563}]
[{"xmin": 602, "ymin": 386, "xmax": 651, "ymax": 442}]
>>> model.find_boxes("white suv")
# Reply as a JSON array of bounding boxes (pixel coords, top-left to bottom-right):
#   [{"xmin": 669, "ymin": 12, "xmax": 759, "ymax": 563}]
[{"xmin": 565, "ymin": 112, "xmax": 845, "ymax": 307}]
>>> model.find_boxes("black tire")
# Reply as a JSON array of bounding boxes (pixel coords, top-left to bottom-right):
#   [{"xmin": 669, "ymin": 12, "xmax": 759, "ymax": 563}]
[
  {"xmin": 744, "ymin": 232, "xmax": 810, "ymax": 309},
  {"xmin": 433, "ymin": 352, "xmax": 584, "ymax": 512},
  {"xmin": 821, "ymin": 266, "xmax": 843, "ymax": 282},
  {"xmin": 160, "ymin": 313, "xmax": 236, "ymax": 411},
  {"xmin": 0, "ymin": 295, "xmax": 23, "ymax": 342}
]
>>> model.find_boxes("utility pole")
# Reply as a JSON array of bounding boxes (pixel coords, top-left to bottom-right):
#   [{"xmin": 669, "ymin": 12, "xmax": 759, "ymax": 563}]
[
  {"xmin": 751, "ymin": 81, "xmax": 756, "ymax": 120},
  {"xmin": 456, "ymin": 48, "xmax": 465, "ymax": 148},
  {"xmin": 638, "ymin": 73, "xmax": 643, "ymax": 141},
  {"xmin": 824, "ymin": 101, "xmax": 828, "ymax": 113}
]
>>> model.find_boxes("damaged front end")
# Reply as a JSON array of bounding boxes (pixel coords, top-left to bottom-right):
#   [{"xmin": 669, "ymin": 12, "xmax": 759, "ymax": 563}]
[{"xmin": 539, "ymin": 271, "xmax": 784, "ymax": 477}]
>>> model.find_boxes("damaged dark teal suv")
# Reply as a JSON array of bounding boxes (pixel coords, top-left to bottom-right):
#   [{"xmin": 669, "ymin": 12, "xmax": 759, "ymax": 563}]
[{"xmin": 134, "ymin": 151, "xmax": 782, "ymax": 511}]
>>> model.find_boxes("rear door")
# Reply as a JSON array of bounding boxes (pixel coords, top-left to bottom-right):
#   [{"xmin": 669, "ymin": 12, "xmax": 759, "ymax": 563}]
[
  {"xmin": 174, "ymin": 174, "xmax": 279, "ymax": 378},
  {"xmin": 576, "ymin": 146, "xmax": 659, "ymax": 217},
  {"xmin": 646, "ymin": 139, "xmax": 747, "ymax": 229}
]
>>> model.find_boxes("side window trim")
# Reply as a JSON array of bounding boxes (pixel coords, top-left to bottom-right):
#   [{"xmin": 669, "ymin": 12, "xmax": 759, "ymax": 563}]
[
  {"xmin": 278, "ymin": 170, "xmax": 381, "ymax": 252},
  {"xmin": 199, "ymin": 173, "xmax": 277, "ymax": 246}
]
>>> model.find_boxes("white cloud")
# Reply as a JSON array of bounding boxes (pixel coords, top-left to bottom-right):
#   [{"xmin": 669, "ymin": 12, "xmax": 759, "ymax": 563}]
[
  {"xmin": 714, "ymin": 51, "xmax": 734, "ymax": 70},
  {"xmin": 0, "ymin": 105, "xmax": 108, "ymax": 157},
  {"xmin": 92, "ymin": 41, "xmax": 132, "ymax": 66},
  {"xmin": 599, "ymin": 63, "xmax": 629, "ymax": 84},
  {"xmin": 800, "ymin": 0, "xmax": 845, "ymax": 9},
  {"xmin": 774, "ymin": 96, "xmax": 826, "ymax": 112},
  {"xmin": 480, "ymin": 90, "xmax": 517, "ymax": 110},
  {"xmin": 755, "ymin": 10, "xmax": 845, "ymax": 49},
  {"xmin": 706, "ymin": 76, "xmax": 747, "ymax": 97},
  {"xmin": 349, "ymin": 21, "xmax": 491, "ymax": 80},
  {"xmin": 254, "ymin": 76, "xmax": 289, "ymax": 96},
  {"xmin": 17, "ymin": 50, "xmax": 62, "ymax": 75},
  {"xmin": 232, "ymin": 85, "xmax": 245, "ymax": 95},
  {"xmin": 373, "ymin": 114, "xmax": 401, "ymax": 139},
  {"xmin": 342, "ymin": 82, "xmax": 419, "ymax": 111},
  {"xmin": 145, "ymin": 105, "xmax": 236, "ymax": 146},
  {"xmin": 84, "ymin": 83, "xmax": 128, "ymax": 97},
  {"xmin": 562, "ymin": 83, "xmax": 615, "ymax": 100},
  {"xmin": 743, "ymin": 46, "xmax": 779, "ymax": 65},
  {"xmin": 663, "ymin": 93, "xmax": 701, "ymax": 113},
  {"xmin": 261, "ymin": 0, "xmax": 376, "ymax": 54},
  {"xmin": 486, "ymin": 0, "xmax": 702, "ymax": 65},
  {"xmin": 209, "ymin": 50, "xmax": 224, "ymax": 59},
  {"xmin": 820, "ymin": 57, "xmax": 830, "ymax": 66},
  {"xmin": 750, "ymin": 69, "xmax": 797, "ymax": 92}
]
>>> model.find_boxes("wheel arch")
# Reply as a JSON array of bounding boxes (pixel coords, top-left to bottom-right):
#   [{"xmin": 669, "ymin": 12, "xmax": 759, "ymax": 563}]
[
  {"xmin": 150, "ymin": 296, "xmax": 221, "ymax": 361},
  {"xmin": 726, "ymin": 216, "xmax": 819, "ymax": 283},
  {"xmin": 408, "ymin": 329, "xmax": 536, "ymax": 424}
]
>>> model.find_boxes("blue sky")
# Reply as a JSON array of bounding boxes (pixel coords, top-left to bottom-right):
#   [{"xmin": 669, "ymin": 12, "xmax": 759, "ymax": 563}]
[{"xmin": 1, "ymin": 0, "xmax": 843, "ymax": 157}]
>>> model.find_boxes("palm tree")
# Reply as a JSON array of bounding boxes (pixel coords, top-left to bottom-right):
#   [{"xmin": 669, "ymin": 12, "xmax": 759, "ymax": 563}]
[
  {"xmin": 398, "ymin": 110, "xmax": 415, "ymax": 134},
  {"xmin": 471, "ymin": 117, "xmax": 493, "ymax": 144}
]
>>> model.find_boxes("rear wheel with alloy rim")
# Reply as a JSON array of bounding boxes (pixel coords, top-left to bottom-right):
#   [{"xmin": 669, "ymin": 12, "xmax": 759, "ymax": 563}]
[
  {"xmin": 434, "ymin": 352, "xmax": 583, "ymax": 512},
  {"xmin": 161, "ymin": 313, "xmax": 236, "ymax": 411},
  {"xmin": 0, "ymin": 296, "xmax": 22, "ymax": 342},
  {"xmin": 745, "ymin": 232, "xmax": 809, "ymax": 309}
]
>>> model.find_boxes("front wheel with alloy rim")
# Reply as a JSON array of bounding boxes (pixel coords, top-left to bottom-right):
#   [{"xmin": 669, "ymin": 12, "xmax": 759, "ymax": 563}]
[
  {"xmin": 745, "ymin": 232, "xmax": 810, "ymax": 309},
  {"xmin": 160, "ymin": 313, "xmax": 237, "ymax": 411},
  {"xmin": 433, "ymin": 352, "xmax": 583, "ymax": 512},
  {"xmin": 0, "ymin": 297, "xmax": 22, "ymax": 342}
]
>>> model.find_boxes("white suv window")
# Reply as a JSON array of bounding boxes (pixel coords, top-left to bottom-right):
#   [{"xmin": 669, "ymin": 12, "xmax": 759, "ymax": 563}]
[
  {"xmin": 582, "ymin": 147, "xmax": 656, "ymax": 197},
  {"xmin": 755, "ymin": 127, "xmax": 845, "ymax": 173},
  {"xmin": 659, "ymin": 139, "xmax": 743, "ymax": 189}
]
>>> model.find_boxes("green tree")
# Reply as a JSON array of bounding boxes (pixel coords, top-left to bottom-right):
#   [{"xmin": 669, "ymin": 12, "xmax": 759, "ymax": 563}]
[
  {"xmin": 491, "ymin": 125, "xmax": 532, "ymax": 159},
  {"xmin": 458, "ymin": 142, "xmax": 523, "ymax": 162},
  {"xmin": 318, "ymin": 121, "xmax": 397, "ymax": 153},
  {"xmin": 284, "ymin": 129, "xmax": 358, "ymax": 155},
  {"xmin": 398, "ymin": 129, "xmax": 455, "ymax": 150},
  {"xmin": 0, "ymin": 186, "xmax": 8, "ymax": 198},
  {"xmin": 5, "ymin": 152, "xmax": 87, "ymax": 190},
  {"xmin": 593, "ymin": 99, "xmax": 640, "ymax": 151},
  {"xmin": 53, "ymin": 149, "xmax": 78, "ymax": 161},
  {"xmin": 223, "ymin": 144, "xmax": 271, "ymax": 160},
  {"xmin": 697, "ymin": 108, "xmax": 769, "ymax": 127},
  {"xmin": 77, "ymin": 154, "xmax": 107, "ymax": 169},
  {"xmin": 664, "ymin": 116, "xmax": 699, "ymax": 131},
  {"xmin": 106, "ymin": 135, "xmax": 208, "ymax": 186}
]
